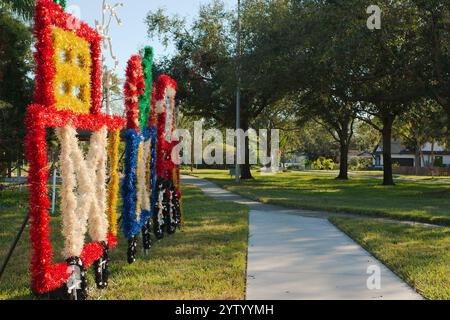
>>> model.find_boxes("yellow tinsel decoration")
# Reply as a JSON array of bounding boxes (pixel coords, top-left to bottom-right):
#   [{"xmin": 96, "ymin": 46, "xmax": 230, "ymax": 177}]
[
  {"xmin": 146, "ymin": 141, "xmax": 151, "ymax": 195},
  {"xmin": 135, "ymin": 142, "xmax": 143, "ymax": 222},
  {"xmin": 106, "ymin": 130, "xmax": 120, "ymax": 236},
  {"xmin": 52, "ymin": 27, "xmax": 92, "ymax": 114}
]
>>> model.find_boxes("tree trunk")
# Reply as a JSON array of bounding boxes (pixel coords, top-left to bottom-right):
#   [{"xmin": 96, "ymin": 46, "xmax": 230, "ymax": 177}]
[
  {"xmin": 414, "ymin": 143, "xmax": 420, "ymax": 175},
  {"xmin": 414, "ymin": 130, "xmax": 420, "ymax": 175},
  {"xmin": 7, "ymin": 159, "xmax": 12, "ymax": 178},
  {"xmin": 420, "ymin": 150, "xmax": 425, "ymax": 172},
  {"xmin": 240, "ymin": 118, "xmax": 253, "ymax": 180},
  {"xmin": 17, "ymin": 161, "xmax": 21, "ymax": 178},
  {"xmin": 17, "ymin": 150, "xmax": 22, "ymax": 178},
  {"xmin": 447, "ymin": 107, "xmax": 450, "ymax": 143},
  {"xmin": 336, "ymin": 142, "xmax": 349, "ymax": 180},
  {"xmin": 265, "ymin": 127, "xmax": 272, "ymax": 169},
  {"xmin": 190, "ymin": 140, "xmax": 194, "ymax": 172},
  {"xmin": 430, "ymin": 140, "xmax": 435, "ymax": 177},
  {"xmin": 335, "ymin": 116, "xmax": 353, "ymax": 180},
  {"xmin": 382, "ymin": 116, "xmax": 395, "ymax": 186},
  {"xmin": 431, "ymin": 140, "xmax": 435, "ymax": 165}
]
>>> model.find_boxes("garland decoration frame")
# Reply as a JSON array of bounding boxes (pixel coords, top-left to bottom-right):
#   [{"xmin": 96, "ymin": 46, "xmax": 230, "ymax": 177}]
[
  {"xmin": 121, "ymin": 48, "xmax": 155, "ymax": 263},
  {"xmin": 153, "ymin": 75, "xmax": 182, "ymax": 237},
  {"xmin": 26, "ymin": 0, "xmax": 124, "ymax": 296}
]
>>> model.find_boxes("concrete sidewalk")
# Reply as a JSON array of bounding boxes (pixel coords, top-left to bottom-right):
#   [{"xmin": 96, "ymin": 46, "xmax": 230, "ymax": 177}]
[{"xmin": 182, "ymin": 175, "xmax": 422, "ymax": 300}]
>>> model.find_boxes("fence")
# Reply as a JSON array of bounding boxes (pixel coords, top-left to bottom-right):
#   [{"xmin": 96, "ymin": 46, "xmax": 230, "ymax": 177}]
[{"xmin": 393, "ymin": 166, "xmax": 450, "ymax": 176}]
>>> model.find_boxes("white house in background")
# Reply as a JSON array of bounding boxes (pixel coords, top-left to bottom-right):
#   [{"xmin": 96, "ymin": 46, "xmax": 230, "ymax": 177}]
[{"xmin": 373, "ymin": 140, "xmax": 450, "ymax": 168}]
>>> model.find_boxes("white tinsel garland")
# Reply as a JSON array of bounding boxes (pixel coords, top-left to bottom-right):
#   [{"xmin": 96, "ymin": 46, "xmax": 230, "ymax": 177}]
[
  {"xmin": 57, "ymin": 125, "xmax": 109, "ymax": 259},
  {"xmin": 135, "ymin": 138, "xmax": 152, "ymax": 222},
  {"xmin": 140, "ymin": 139, "xmax": 151, "ymax": 212}
]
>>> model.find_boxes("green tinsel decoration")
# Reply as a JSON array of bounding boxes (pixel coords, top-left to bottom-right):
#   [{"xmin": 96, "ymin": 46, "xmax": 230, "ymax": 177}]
[
  {"xmin": 138, "ymin": 46, "xmax": 154, "ymax": 130},
  {"xmin": 53, "ymin": 0, "xmax": 67, "ymax": 10}
]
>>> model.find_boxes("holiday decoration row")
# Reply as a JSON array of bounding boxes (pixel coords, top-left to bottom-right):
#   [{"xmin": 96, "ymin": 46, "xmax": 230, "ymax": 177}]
[{"xmin": 25, "ymin": 0, "xmax": 182, "ymax": 300}]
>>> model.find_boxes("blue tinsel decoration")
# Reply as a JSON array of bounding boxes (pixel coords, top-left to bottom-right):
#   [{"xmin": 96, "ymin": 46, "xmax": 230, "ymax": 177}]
[
  {"xmin": 121, "ymin": 129, "xmax": 141, "ymax": 239},
  {"xmin": 122, "ymin": 128, "xmax": 156, "ymax": 239}
]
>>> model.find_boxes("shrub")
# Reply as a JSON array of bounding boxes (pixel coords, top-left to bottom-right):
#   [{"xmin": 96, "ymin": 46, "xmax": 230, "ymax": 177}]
[
  {"xmin": 312, "ymin": 157, "xmax": 334, "ymax": 170},
  {"xmin": 349, "ymin": 157, "xmax": 373, "ymax": 171}
]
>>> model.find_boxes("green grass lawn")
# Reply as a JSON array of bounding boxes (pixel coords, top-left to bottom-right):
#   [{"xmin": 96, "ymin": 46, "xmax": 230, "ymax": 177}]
[
  {"xmin": 394, "ymin": 175, "xmax": 450, "ymax": 182},
  {"xmin": 0, "ymin": 184, "xmax": 249, "ymax": 300},
  {"xmin": 187, "ymin": 169, "xmax": 450, "ymax": 226},
  {"xmin": 290, "ymin": 169, "xmax": 450, "ymax": 182},
  {"xmin": 330, "ymin": 217, "xmax": 450, "ymax": 300}
]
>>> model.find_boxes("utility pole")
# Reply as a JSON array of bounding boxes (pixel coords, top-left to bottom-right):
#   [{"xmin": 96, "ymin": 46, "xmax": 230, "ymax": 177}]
[{"xmin": 235, "ymin": 0, "xmax": 241, "ymax": 183}]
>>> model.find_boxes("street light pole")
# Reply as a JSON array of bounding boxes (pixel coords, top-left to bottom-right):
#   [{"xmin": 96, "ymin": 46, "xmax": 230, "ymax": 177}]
[{"xmin": 235, "ymin": 0, "xmax": 241, "ymax": 183}]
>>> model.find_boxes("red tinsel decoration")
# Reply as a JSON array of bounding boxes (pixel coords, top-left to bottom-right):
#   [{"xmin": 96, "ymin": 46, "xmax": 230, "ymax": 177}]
[
  {"xmin": 27, "ymin": 104, "xmax": 125, "ymax": 132},
  {"xmin": 26, "ymin": 0, "xmax": 124, "ymax": 294},
  {"xmin": 33, "ymin": 0, "xmax": 102, "ymax": 114},
  {"xmin": 155, "ymin": 75, "xmax": 178, "ymax": 181},
  {"xmin": 124, "ymin": 55, "xmax": 145, "ymax": 131},
  {"xmin": 155, "ymin": 75, "xmax": 178, "ymax": 101},
  {"xmin": 156, "ymin": 108, "xmax": 168, "ymax": 179}
]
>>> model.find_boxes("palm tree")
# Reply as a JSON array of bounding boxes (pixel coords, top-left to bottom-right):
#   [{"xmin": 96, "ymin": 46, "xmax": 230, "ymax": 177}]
[{"xmin": 0, "ymin": 0, "xmax": 35, "ymax": 20}]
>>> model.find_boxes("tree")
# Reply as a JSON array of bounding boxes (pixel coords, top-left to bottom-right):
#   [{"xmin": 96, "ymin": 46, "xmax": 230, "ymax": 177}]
[
  {"xmin": 295, "ymin": 121, "xmax": 339, "ymax": 162},
  {"xmin": 147, "ymin": 0, "xmax": 444, "ymax": 185},
  {"xmin": 0, "ymin": 0, "xmax": 35, "ymax": 20},
  {"xmin": 146, "ymin": 0, "xmax": 291, "ymax": 179},
  {"xmin": 0, "ymin": 8, "xmax": 33, "ymax": 177},
  {"xmin": 352, "ymin": 120, "xmax": 380, "ymax": 154},
  {"xmin": 238, "ymin": 0, "xmax": 418, "ymax": 184},
  {"xmin": 102, "ymin": 72, "xmax": 124, "ymax": 116},
  {"xmin": 280, "ymin": 0, "xmax": 426, "ymax": 185},
  {"xmin": 294, "ymin": 91, "xmax": 357, "ymax": 180},
  {"xmin": 251, "ymin": 95, "xmax": 299, "ymax": 169},
  {"xmin": 412, "ymin": 0, "xmax": 450, "ymax": 141},
  {"xmin": 394, "ymin": 100, "xmax": 446, "ymax": 173}
]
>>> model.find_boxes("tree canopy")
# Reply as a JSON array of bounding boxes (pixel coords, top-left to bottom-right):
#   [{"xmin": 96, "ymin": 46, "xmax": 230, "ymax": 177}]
[
  {"xmin": 0, "ymin": 0, "xmax": 35, "ymax": 20},
  {"xmin": 146, "ymin": 0, "xmax": 450, "ymax": 184},
  {"xmin": 0, "ymin": 7, "xmax": 33, "ymax": 176}
]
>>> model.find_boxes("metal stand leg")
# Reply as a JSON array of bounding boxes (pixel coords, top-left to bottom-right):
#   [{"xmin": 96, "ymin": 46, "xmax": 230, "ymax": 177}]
[{"xmin": 0, "ymin": 213, "xmax": 29, "ymax": 282}]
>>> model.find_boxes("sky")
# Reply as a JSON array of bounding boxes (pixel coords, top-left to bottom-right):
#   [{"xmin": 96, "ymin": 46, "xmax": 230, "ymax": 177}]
[{"xmin": 66, "ymin": 0, "xmax": 236, "ymax": 75}]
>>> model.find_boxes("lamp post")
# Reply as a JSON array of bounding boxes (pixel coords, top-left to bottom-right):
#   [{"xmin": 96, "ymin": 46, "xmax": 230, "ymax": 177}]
[{"xmin": 235, "ymin": 0, "xmax": 241, "ymax": 183}]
